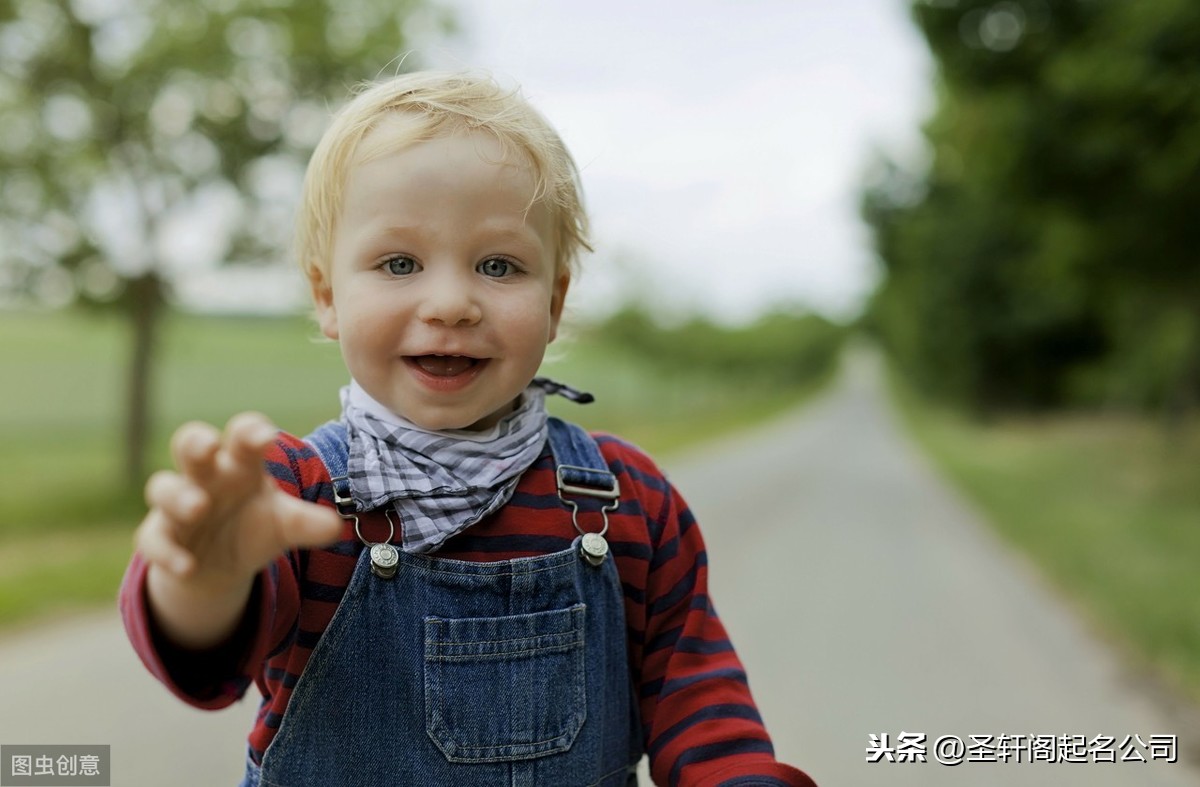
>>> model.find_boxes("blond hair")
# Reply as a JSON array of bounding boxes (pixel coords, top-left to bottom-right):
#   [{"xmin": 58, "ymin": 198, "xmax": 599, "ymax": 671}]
[{"xmin": 295, "ymin": 71, "xmax": 591, "ymax": 283}]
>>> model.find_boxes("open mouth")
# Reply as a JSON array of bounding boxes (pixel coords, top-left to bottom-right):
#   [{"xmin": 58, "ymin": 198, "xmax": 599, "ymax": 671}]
[{"xmin": 405, "ymin": 354, "xmax": 484, "ymax": 378}]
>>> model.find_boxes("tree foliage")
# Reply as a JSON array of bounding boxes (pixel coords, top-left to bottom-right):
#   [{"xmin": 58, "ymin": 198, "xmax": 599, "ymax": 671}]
[
  {"xmin": 0, "ymin": 0, "xmax": 450, "ymax": 483},
  {"xmin": 594, "ymin": 306, "xmax": 847, "ymax": 389},
  {"xmin": 863, "ymin": 0, "xmax": 1200, "ymax": 415}
]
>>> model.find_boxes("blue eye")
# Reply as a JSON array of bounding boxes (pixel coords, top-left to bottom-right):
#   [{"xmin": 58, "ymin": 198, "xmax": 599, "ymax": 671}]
[
  {"xmin": 478, "ymin": 258, "xmax": 512, "ymax": 278},
  {"xmin": 384, "ymin": 256, "xmax": 416, "ymax": 276}
]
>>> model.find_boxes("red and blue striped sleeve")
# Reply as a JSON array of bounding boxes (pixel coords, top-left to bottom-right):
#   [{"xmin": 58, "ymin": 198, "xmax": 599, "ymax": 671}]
[{"xmin": 601, "ymin": 438, "xmax": 816, "ymax": 787}]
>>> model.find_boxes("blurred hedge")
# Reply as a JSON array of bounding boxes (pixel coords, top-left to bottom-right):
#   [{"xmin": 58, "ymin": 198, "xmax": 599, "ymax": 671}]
[
  {"xmin": 863, "ymin": 0, "xmax": 1200, "ymax": 418},
  {"xmin": 582, "ymin": 306, "xmax": 848, "ymax": 387}
]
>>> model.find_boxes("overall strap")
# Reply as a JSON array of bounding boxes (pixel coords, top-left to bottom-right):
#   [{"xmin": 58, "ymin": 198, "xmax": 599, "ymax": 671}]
[
  {"xmin": 546, "ymin": 417, "xmax": 619, "ymax": 496},
  {"xmin": 304, "ymin": 420, "xmax": 356, "ymax": 515},
  {"xmin": 546, "ymin": 417, "xmax": 620, "ymax": 567}
]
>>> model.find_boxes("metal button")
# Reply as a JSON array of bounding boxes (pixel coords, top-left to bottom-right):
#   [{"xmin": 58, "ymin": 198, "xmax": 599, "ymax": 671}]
[
  {"xmin": 369, "ymin": 543, "xmax": 400, "ymax": 579},
  {"xmin": 580, "ymin": 532, "xmax": 609, "ymax": 566}
]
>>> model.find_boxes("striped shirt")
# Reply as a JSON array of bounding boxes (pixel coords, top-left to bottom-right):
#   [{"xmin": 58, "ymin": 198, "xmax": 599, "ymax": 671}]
[{"xmin": 120, "ymin": 430, "xmax": 816, "ymax": 787}]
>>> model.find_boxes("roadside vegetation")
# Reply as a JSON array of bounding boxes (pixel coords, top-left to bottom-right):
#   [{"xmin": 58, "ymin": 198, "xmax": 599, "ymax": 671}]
[
  {"xmin": 0, "ymin": 306, "xmax": 845, "ymax": 629},
  {"xmin": 889, "ymin": 369, "xmax": 1200, "ymax": 703}
]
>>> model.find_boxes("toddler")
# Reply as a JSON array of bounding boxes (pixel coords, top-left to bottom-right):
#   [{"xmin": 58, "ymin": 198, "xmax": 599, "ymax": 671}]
[{"xmin": 120, "ymin": 71, "xmax": 817, "ymax": 787}]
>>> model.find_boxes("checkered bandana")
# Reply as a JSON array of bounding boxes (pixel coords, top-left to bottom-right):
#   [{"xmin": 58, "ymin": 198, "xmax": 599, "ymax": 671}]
[{"xmin": 340, "ymin": 380, "xmax": 551, "ymax": 554}]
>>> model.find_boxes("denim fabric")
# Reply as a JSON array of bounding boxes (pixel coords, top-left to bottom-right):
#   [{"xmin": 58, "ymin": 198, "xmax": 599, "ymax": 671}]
[
  {"xmin": 242, "ymin": 421, "xmax": 642, "ymax": 786},
  {"xmin": 425, "ymin": 605, "xmax": 587, "ymax": 761}
]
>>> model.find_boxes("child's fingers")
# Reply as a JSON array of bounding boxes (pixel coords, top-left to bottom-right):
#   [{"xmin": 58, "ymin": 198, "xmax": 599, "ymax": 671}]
[
  {"xmin": 144, "ymin": 470, "xmax": 211, "ymax": 523},
  {"xmin": 272, "ymin": 495, "xmax": 345, "ymax": 551},
  {"xmin": 170, "ymin": 421, "xmax": 222, "ymax": 481},
  {"xmin": 134, "ymin": 509, "xmax": 196, "ymax": 576},
  {"xmin": 222, "ymin": 412, "xmax": 280, "ymax": 468}
]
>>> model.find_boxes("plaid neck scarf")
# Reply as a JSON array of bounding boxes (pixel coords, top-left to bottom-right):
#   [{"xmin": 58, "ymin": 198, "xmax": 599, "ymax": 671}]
[{"xmin": 341, "ymin": 380, "xmax": 551, "ymax": 554}]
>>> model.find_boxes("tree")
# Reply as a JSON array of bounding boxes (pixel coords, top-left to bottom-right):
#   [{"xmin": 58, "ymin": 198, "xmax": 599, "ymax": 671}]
[
  {"xmin": 863, "ymin": 0, "xmax": 1200, "ymax": 415},
  {"xmin": 0, "ymin": 0, "xmax": 452, "ymax": 485}
]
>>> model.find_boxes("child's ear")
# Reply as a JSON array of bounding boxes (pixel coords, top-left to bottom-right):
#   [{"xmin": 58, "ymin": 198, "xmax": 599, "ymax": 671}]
[
  {"xmin": 548, "ymin": 271, "xmax": 570, "ymax": 343},
  {"xmin": 308, "ymin": 266, "xmax": 339, "ymax": 340}
]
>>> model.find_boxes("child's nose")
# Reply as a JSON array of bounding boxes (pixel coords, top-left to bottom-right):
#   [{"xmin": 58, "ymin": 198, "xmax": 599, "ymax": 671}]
[{"xmin": 416, "ymin": 271, "xmax": 482, "ymax": 326}]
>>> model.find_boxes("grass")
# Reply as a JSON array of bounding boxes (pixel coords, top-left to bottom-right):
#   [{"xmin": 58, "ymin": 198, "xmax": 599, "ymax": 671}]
[
  {"xmin": 0, "ymin": 308, "xmax": 833, "ymax": 630},
  {"xmin": 0, "ymin": 529, "xmax": 136, "ymax": 631},
  {"xmin": 887, "ymin": 369, "xmax": 1200, "ymax": 701}
]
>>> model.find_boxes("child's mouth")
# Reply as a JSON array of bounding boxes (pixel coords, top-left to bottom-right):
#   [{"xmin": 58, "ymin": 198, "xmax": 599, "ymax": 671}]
[{"xmin": 406, "ymin": 355, "xmax": 482, "ymax": 378}]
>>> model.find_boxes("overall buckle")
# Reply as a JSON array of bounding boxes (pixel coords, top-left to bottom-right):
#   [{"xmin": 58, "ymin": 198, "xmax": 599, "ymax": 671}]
[{"xmin": 556, "ymin": 466, "xmax": 619, "ymax": 566}]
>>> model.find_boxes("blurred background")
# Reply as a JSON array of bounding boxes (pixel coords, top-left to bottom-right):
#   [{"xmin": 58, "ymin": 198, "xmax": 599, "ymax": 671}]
[{"xmin": 1, "ymin": 0, "xmax": 1199, "ymax": 781}]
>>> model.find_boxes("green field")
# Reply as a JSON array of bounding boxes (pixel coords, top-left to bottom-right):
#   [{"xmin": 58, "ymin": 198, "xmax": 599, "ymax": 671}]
[
  {"xmin": 0, "ymin": 308, "xmax": 836, "ymax": 627},
  {"xmin": 890, "ymin": 372, "xmax": 1200, "ymax": 702}
]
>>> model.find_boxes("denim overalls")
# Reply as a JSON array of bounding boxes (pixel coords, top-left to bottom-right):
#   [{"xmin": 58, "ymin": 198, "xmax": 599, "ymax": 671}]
[{"xmin": 241, "ymin": 418, "xmax": 643, "ymax": 786}]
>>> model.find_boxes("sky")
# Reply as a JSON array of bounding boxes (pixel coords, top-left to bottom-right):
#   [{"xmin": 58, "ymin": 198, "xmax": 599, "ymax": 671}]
[
  {"xmin": 420, "ymin": 0, "xmax": 934, "ymax": 323},
  {"xmin": 180, "ymin": 0, "xmax": 934, "ymax": 324}
]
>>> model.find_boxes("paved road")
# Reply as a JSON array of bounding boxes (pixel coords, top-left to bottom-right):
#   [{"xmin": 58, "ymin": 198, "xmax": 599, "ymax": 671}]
[
  {"xmin": 1, "ymin": 353, "xmax": 1196, "ymax": 786},
  {"xmin": 672, "ymin": 352, "xmax": 1198, "ymax": 786}
]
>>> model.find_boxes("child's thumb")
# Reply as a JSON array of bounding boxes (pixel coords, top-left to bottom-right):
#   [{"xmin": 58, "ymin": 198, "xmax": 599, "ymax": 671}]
[{"xmin": 275, "ymin": 496, "xmax": 345, "ymax": 549}]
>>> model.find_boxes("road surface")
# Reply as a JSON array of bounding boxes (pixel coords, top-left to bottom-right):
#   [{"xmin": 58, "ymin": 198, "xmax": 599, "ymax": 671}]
[{"xmin": 1, "ymin": 352, "xmax": 1196, "ymax": 786}]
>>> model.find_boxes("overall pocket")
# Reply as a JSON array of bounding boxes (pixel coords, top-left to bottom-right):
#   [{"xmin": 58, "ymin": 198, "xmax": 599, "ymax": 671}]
[{"xmin": 424, "ymin": 604, "xmax": 587, "ymax": 762}]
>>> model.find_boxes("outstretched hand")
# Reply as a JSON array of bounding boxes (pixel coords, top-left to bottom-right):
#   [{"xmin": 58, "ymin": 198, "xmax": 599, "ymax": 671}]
[{"xmin": 135, "ymin": 413, "xmax": 343, "ymax": 647}]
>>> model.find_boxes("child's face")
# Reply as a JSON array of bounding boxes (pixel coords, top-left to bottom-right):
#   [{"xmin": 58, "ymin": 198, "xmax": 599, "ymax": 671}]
[{"xmin": 311, "ymin": 123, "xmax": 569, "ymax": 431}]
